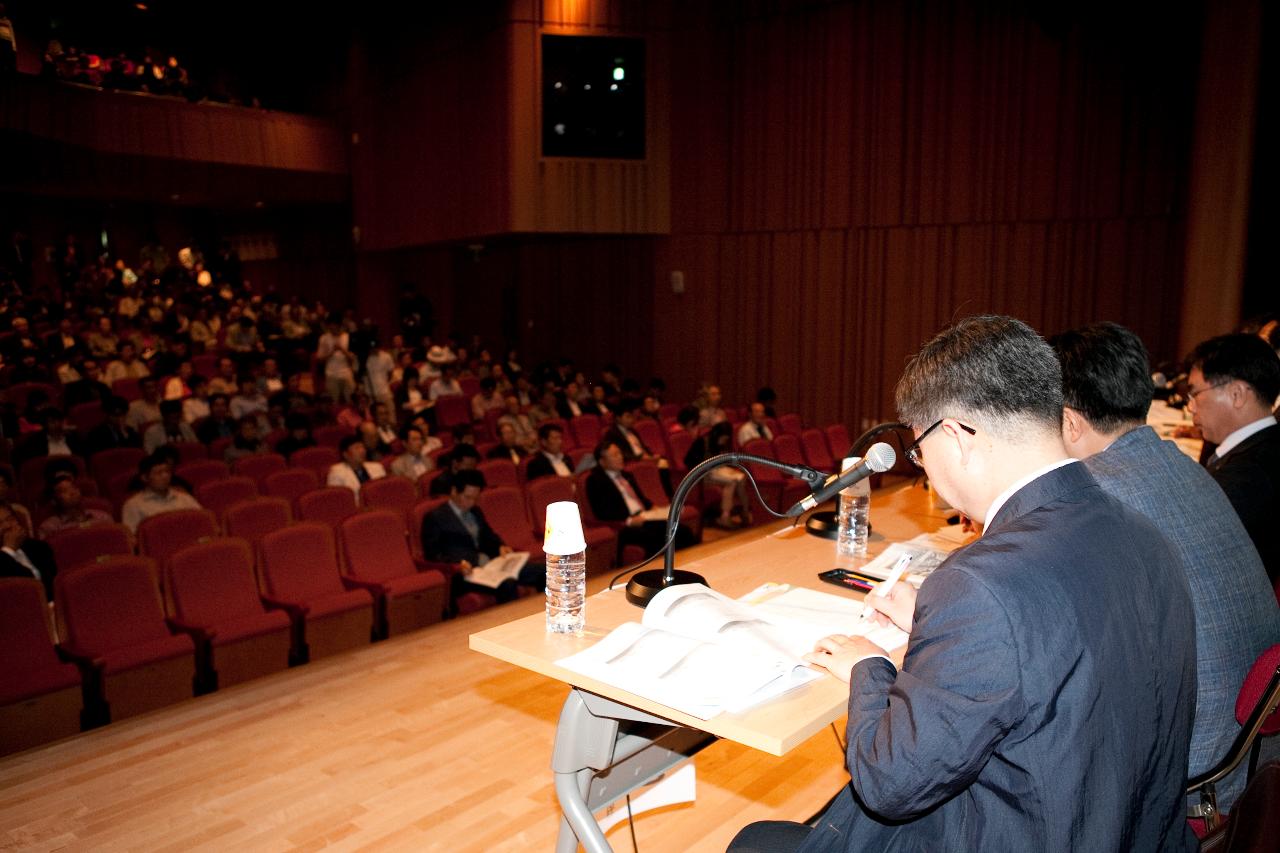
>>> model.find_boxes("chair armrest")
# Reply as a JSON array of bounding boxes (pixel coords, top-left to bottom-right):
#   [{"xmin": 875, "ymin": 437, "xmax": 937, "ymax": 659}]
[
  {"xmin": 416, "ymin": 558, "xmax": 463, "ymax": 578},
  {"xmin": 166, "ymin": 618, "xmax": 216, "ymax": 643},
  {"xmin": 261, "ymin": 596, "xmax": 308, "ymax": 618},
  {"xmin": 341, "ymin": 576, "xmax": 384, "ymax": 595},
  {"xmin": 56, "ymin": 643, "xmax": 105, "ymax": 671}
]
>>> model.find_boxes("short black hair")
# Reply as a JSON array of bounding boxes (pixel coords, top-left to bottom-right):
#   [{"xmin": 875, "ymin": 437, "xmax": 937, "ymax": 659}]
[
  {"xmin": 1050, "ymin": 323, "xmax": 1153, "ymax": 433},
  {"xmin": 138, "ymin": 452, "xmax": 171, "ymax": 476},
  {"xmin": 616, "ymin": 397, "xmax": 641, "ymax": 416},
  {"xmin": 451, "ymin": 444, "xmax": 481, "ymax": 463},
  {"xmin": 676, "ymin": 405, "xmax": 699, "ymax": 428},
  {"xmin": 896, "ymin": 315, "xmax": 1063, "ymax": 441},
  {"xmin": 104, "ymin": 395, "xmax": 129, "ymax": 416},
  {"xmin": 338, "ymin": 435, "xmax": 362, "ymax": 453},
  {"xmin": 451, "ymin": 469, "xmax": 485, "ymax": 491},
  {"xmin": 401, "ymin": 424, "xmax": 424, "ymax": 442},
  {"xmin": 593, "ymin": 440, "xmax": 621, "ymax": 463},
  {"xmin": 1188, "ymin": 333, "xmax": 1280, "ymax": 407},
  {"xmin": 160, "ymin": 399, "xmax": 183, "ymax": 417},
  {"xmin": 537, "ymin": 422, "xmax": 563, "ymax": 441},
  {"xmin": 480, "ymin": 377, "xmax": 496, "ymax": 391}
]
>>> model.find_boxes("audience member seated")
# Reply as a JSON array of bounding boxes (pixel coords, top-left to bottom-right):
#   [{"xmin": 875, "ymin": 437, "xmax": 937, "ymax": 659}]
[
  {"xmin": 104, "ymin": 341, "xmax": 150, "ymax": 386},
  {"xmin": 125, "ymin": 377, "xmax": 162, "ymax": 432},
  {"xmin": 196, "ymin": 394, "xmax": 236, "ymax": 445},
  {"xmin": 527, "ymin": 388, "xmax": 559, "ymax": 426},
  {"xmin": 37, "ymin": 472, "xmax": 112, "ymax": 540},
  {"xmin": 0, "ymin": 471, "xmax": 32, "ymax": 535},
  {"xmin": 121, "ymin": 452, "xmax": 202, "ymax": 533},
  {"xmin": 226, "ymin": 317, "xmax": 263, "ymax": 357},
  {"xmin": 525, "ymin": 423, "xmax": 574, "ymax": 482},
  {"xmin": 556, "ymin": 381, "xmax": 585, "ymax": 419},
  {"xmin": 162, "ymin": 361, "xmax": 194, "ymax": 401},
  {"xmin": 335, "ymin": 389, "xmax": 372, "ymax": 431},
  {"xmin": 420, "ymin": 469, "xmax": 543, "ymax": 607},
  {"xmin": 696, "ymin": 383, "xmax": 727, "ymax": 428},
  {"xmin": 357, "ymin": 420, "xmax": 390, "ymax": 463},
  {"xmin": 681, "ymin": 411, "xmax": 752, "ymax": 528},
  {"xmin": 736, "ymin": 401, "xmax": 774, "ymax": 446},
  {"xmin": 87, "ymin": 316, "xmax": 119, "ymax": 359},
  {"xmin": 223, "ymin": 416, "xmax": 266, "ymax": 464},
  {"xmin": 86, "ymin": 395, "xmax": 142, "ymax": 456},
  {"xmin": 580, "ymin": 385, "xmax": 612, "ymax": 418},
  {"xmin": 1186, "ymin": 333, "xmax": 1280, "ymax": 582},
  {"xmin": 13, "ymin": 407, "xmax": 83, "ymax": 466},
  {"xmin": 274, "ymin": 414, "xmax": 316, "ymax": 460},
  {"xmin": 182, "ymin": 375, "xmax": 211, "ymax": 423},
  {"xmin": 207, "ymin": 357, "xmax": 238, "ymax": 396},
  {"xmin": 429, "ymin": 444, "xmax": 482, "ymax": 497},
  {"xmin": 756, "ymin": 385, "xmax": 779, "ymax": 418},
  {"xmin": 230, "ymin": 376, "xmax": 268, "ymax": 421},
  {"xmin": 471, "ymin": 377, "xmax": 505, "ymax": 422},
  {"xmin": 62, "ymin": 357, "xmax": 112, "ymax": 408},
  {"xmin": 428, "ymin": 364, "xmax": 463, "ymax": 401},
  {"xmin": 395, "ymin": 372, "xmax": 430, "ymax": 418},
  {"xmin": 371, "ymin": 402, "xmax": 399, "ymax": 449},
  {"xmin": 1053, "ymin": 321, "xmax": 1280, "ymax": 811},
  {"xmin": 389, "ymin": 424, "xmax": 435, "ymax": 481},
  {"xmin": 256, "ymin": 357, "xmax": 286, "ymax": 396},
  {"xmin": 604, "ymin": 397, "xmax": 672, "ymax": 495},
  {"xmin": 143, "ymin": 399, "xmax": 197, "ymax": 454},
  {"xmin": 0, "ymin": 500, "xmax": 58, "ymax": 600},
  {"xmin": 486, "ymin": 422, "xmax": 528, "ymax": 465},
  {"xmin": 497, "ymin": 394, "xmax": 537, "ymax": 452},
  {"xmin": 327, "ymin": 435, "xmax": 386, "ymax": 495},
  {"xmin": 585, "ymin": 442, "xmax": 695, "ymax": 556}
]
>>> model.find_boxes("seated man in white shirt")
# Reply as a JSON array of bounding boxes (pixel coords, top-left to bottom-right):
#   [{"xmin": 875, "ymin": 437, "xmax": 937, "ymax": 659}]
[
  {"xmin": 525, "ymin": 423, "xmax": 574, "ymax": 482},
  {"xmin": 496, "ymin": 394, "xmax": 538, "ymax": 452},
  {"xmin": 182, "ymin": 375, "xmax": 211, "ymax": 423},
  {"xmin": 389, "ymin": 424, "xmax": 436, "ymax": 481},
  {"xmin": 427, "ymin": 365, "xmax": 463, "ymax": 401},
  {"xmin": 125, "ymin": 377, "xmax": 163, "ymax": 433},
  {"xmin": 736, "ymin": 401, "xmax": 774, "ymax": 446},
  {"xmin": 121, "ymin": 453, "xmax": 203, "ymax": 533},
  {"xmin": 327, "ymin": 435, "xmax": 387, "ymax": 495},
  {"xmin": 230, "ymin": 376, "xmax": 269, "ymax": 422},
  {"xmin": 104, "ymin": 341, "xmax": 150, "ymax": 387},
  {"xmin": 143, "ymin": 399, "xmax": 198, "ymax": 454}
]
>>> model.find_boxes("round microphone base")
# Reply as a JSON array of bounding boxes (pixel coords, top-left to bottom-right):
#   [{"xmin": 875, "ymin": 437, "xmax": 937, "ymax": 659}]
[
  {"xmin": 805, "ymin": 510, "xmax": 840, "ymax": 540},
  {"xmin": 625, "ymin": 569, "xmax": 708, "ymax": 607}
]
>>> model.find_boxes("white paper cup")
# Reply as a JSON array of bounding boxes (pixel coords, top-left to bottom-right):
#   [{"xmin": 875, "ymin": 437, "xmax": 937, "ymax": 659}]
[{"xmin": 544, "ymin": 501, "xmax": 587, "ymax": 555}]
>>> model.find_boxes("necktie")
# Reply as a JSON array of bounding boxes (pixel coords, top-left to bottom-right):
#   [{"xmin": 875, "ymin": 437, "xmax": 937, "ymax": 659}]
[
  {"xmin": 617, "ymin": 474, "xmax": 642, "ymax": 508},
  {"xmin": 355, "ymin": 465, "xmax": 370, "ymax": 484}
]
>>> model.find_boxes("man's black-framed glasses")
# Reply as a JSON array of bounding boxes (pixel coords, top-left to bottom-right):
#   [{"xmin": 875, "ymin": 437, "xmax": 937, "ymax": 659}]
[{"xmin": 905, "ymin": 419, "xmax": 977, "ymax": 468}]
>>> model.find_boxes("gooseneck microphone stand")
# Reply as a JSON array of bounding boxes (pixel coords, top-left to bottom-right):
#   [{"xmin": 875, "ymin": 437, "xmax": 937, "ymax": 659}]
[{"xmin": 624, "ymin": 452, "xmax": 828, "ymax": 607}]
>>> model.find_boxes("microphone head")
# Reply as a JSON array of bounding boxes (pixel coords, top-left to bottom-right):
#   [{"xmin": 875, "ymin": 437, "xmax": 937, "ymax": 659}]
[{"xmin": 864, "ymin": 441, "xmax": 896, "ymax": 473}]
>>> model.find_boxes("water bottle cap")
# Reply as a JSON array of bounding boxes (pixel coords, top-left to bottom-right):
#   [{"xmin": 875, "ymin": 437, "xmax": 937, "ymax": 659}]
[{"xmin": 543, "ymin": 500, "xmax": 587, "ymax": 555}]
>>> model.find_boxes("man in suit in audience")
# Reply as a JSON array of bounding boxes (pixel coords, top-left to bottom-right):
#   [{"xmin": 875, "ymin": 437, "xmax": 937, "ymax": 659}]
[
  {"xmin": 486, "ymin": 421, "xmax": 528, "ymax": 465},
  {"xmin": 388, "ymin": 424, "xmax": 435, "ymax": 481},
  {"xmin": 13, "ymin": 407, "xmax": 84, "ymax": 467},
  {"xmin": 0, "ymin": 500, "xmax": 58, "ymax": 600},
  {"xmin": 604, "ymin": 397, "xmax": 672, "ymax": 495},
  {"xmin": 585, "ymin": 441, "xmax": 694, "ymax": 558},
  {"xmin": 1054, "ymin": 321, "xmax": 1280, "ymax": 811},
  {"xmin": 120, "ymin": 453, "xmax": 202, "ymax": 533},
  {"xmin": 326, "ymin": 435, "xmax": 386, "ymax": 495},
  {"xmin": 429, "ymin": 444, "xmax": 482, "ymax": 497},
  {"xmin": 1185, "ymin": 333, "xmax": 1280, "ymax": 583},
  {"xmin": 525, "ymin": 423, "xmax": 574, "ymax": 482},
  {"xmin": 420, "ymin": 469, "xmax": 541, "ymax": 606},
  {"xmin": 85, "ymin": 395, "xmax": 142, "ymax": 457},
  {"xmin": 731, "ymin": 316, "xmax": 1197, "ymax": 853}
]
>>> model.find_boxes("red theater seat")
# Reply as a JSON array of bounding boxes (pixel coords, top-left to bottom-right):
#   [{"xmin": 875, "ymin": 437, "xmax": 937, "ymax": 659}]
[
  {"xmin": 261, "ymin": 468, "xmax": 319, "ymax": 508},
  {"xmin": 0, "ymin": 579, "xmax": 83, "ymax": 756},
  {"xmin": 258, "ymin": 523, "xmax": 374, "ymax": 662},
  {"xmin": 47, "ymin": 523, "xmax": 133, "ymax": 575},
  {"xmin": 340, "ymin": 510, "xmax": 448, "ymax": 637},
  {"xmin": 297, "ymin": 486, "xmax": 359, "ymax": 529},
  {"xmin": 194, "ymin": 476, "xmax": 258, "ymax": 520},
  {"xmin": 137, "ymin": 509, "xmax": 218, "ymax": 571}
]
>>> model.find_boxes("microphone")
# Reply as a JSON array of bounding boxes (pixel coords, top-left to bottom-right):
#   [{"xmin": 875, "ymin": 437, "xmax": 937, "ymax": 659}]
[{"xmin": 785, "ymin": 442, "xmax": 897, "ymax": 517}]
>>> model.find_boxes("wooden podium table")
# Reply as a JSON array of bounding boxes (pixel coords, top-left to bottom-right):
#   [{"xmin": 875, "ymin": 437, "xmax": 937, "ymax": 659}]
[{"xmin": 470, "ymin": 481, "xmax": 953, "ymax": 852}]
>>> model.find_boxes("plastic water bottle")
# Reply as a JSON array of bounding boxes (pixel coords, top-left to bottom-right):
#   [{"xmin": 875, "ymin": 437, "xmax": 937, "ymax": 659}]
[
  {"xmin": 545, "ymin": 550, "xmax": 587, "ymax": 634},
  {"xmin": 836, "ymin": 456, "xmax": 870, "ymax": 558},
  {"xmin": 544, "ymin": 501, "xmax": 588, "ymax": 634}
]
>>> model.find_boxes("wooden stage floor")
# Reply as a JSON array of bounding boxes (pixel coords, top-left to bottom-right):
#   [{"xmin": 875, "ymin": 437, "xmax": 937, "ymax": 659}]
[{"xmin": 0, "ymin": 521, "xmax": 860, "ymax": 852}]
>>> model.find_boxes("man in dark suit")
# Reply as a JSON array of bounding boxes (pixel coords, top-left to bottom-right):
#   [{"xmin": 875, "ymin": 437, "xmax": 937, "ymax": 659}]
[
  {"xmin": 420, "ymin": 469, "xmax": 541, "ymax": 606},
  {"xmin": 84, "ymin": 396, "xmax": 142, "ymax": 457},
  {"xmin": 585, "ymin": 441, "xmax": 694, "ymax": 559},
  {"xmin": 603, "ymin": 397, "xmax": 672, "ymax": 495},
  {"xmin": 524, "ymin": 423, "xmax": 574, "ymax": 482},
  {"xmin": 731, "ymin": 316, "xmax": 1197, "ymax": 853},
  {"xmin": 1054, "ymin": 322, "xmax": 1280, "ymax": 811},
  {"xmin": 0, "ymin": 500, "xmax": 58, "ymax": 600},
  {"xmin": 1186, "ymin": 333, "xmax": 1280, "ymax": 583}
]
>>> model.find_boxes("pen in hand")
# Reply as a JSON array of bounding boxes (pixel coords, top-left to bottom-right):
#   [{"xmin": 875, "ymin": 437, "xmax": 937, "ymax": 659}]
[{"xmin": 861, "ymin": 553, "xmax": 913, "ymax": 619}]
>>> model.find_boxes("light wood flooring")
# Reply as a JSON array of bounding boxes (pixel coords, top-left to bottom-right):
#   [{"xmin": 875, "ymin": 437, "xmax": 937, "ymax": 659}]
[{"xmin": 0, "ymin": 524, "xmax": 852, "ymax": 852}]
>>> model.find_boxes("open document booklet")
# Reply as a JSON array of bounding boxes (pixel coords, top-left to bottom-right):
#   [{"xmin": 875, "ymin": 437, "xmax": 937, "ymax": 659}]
[
  {"xmin": 466, "ymin": 552, "xmax": 530, "ymax": 589},
  {"xmin": 556, "ymin": 583, "xmax": 909, "ymax": 720}
]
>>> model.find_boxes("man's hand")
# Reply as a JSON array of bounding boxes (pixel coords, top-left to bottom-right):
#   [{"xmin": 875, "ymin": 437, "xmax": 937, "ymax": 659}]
[
  {"xmin": 865, "ymin": 581, "xmax": 917, "ymax": 632},
  {"xmin": 457, "ymin": 559, "xmax": 473, "ymax": 576},
  {"xmin": 498, "ymin": 545, "xmax": 513, "ymax": 556},
  {"xmin": 626, "ymin": 513, "xmax": 642, "ymax": 527},
  {"xmin": 803, "ymin": 634, "xmax": 889, "ymax": 683}
]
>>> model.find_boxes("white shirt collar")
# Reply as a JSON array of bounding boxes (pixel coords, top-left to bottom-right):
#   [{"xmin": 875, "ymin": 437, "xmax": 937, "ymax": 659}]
[
  {"xmin": 983, "ymin": 458, "xmax": 1077, "ymax": 531},
  {"xmin": 1214, "ymin": 417, "xmax": 1277, "ymax": 460}
]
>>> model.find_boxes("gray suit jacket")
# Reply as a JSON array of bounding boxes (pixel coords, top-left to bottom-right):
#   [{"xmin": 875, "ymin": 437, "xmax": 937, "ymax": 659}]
[
  {"xmin": 1087, "ymin": 425, "xmax": 1280, "ymax": 808},
  {"xmin": 800, "ymin": 462, "xmax": 1197, "ymax": 853}
]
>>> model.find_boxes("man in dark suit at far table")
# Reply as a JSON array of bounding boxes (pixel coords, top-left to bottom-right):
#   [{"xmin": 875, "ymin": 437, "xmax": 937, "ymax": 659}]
[
  {"xmin": 1185, "ymin": 332, "xmax": 1280, "ymax": 584},
  {"xmin": 0, "ymin": 500, "xmax": 58, "ymax": 600},
  {"xmin": 524, "ymin": 423, "xmax": 574, "ymax": 483},
  {"xmin": 420, "ymin": 469, "xmax": 543, "ymax": 607},
  {"xmin": 730, "ymin": 315, "xmax": 1197, "ymax": 853},
  {"xmin": 1053, "ymin": 321, "xmax": 1280, "ymax": 812}
]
